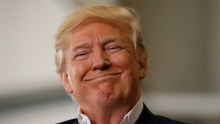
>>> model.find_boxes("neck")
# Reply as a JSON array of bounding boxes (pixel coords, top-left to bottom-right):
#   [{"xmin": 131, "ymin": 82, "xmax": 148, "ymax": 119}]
[
  {"xmin": 80, "ymin": 96, "xmax": 141, "ymax": 124},
  {"xmin": 90, "ymin": 107, "xmax": 127, "ymax": 124}
]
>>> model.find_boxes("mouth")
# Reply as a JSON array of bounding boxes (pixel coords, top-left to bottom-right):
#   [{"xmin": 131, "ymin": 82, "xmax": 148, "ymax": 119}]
[{"xmin": 84, "ymin": 72, "xmax": 122, "ymax": 82}]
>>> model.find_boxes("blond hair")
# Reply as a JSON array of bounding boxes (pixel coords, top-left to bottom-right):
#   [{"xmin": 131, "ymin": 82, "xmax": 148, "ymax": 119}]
[{"xmin": 55, "ymin": 6, "xmax": 147, "ymax": 73}]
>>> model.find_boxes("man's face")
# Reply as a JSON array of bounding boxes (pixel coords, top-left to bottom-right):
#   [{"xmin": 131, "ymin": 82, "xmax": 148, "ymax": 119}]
[{"xmin": 61, "ymin": 22, "xmax": 147, "ymax": 108}]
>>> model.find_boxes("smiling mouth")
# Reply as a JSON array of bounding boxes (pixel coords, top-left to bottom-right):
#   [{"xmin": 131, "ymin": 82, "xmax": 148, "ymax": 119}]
[{"xmin": 84, "ymin": 72, "xmax": 121, "ymax": 82}]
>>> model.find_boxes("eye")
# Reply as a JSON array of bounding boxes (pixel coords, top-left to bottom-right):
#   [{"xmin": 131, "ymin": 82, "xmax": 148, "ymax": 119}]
[
  {"xmin": 74, "ymin": 51, "xmax": 89, "ymax": 60},
  {"xmin": 105, "ymin": 45, "xmax": 122, "ymax": 53}
]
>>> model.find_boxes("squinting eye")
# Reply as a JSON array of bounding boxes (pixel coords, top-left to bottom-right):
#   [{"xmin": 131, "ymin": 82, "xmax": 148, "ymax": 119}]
[
  {"xmin": 74, "ymin": 52, "xmax": 89, "ymax": 60},
  {"xmin": 106, "ymin": 46, "xmax": 122, "ymax": 53}
]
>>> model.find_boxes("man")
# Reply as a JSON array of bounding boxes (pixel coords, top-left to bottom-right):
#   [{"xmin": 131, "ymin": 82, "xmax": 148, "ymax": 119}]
[{"xmin": 55, "ymin": 5, "xmax": 186, "ymax": 124}]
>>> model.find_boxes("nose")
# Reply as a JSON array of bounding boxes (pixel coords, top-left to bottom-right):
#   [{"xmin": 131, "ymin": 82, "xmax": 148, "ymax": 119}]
[{"xmin": 92, "ymin": 49, "xmax": 111, "ymax": 70}]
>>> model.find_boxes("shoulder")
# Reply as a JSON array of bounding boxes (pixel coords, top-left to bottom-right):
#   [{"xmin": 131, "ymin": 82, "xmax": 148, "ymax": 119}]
[
  {"xmin": 152, "ymin": 115, "xmax": 187, "ymax": 124},
  {"xmin": 136, "ymin": 104, "xmax": 188, "ymax": 124},
  {"xmin": 57, "ymin": 118, "xmax": 78, "ymax": 124}
]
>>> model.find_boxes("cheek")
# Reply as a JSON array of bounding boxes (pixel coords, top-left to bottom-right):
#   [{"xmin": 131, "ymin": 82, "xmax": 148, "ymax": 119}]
[
  {"xmin": 110, "ymin": 53, "xmax": 138, "ymax": 71},
  {"xmin": 69, "ymin": 62, "xmax": 90, "ymax": 84},
  {"xmin": 111, "ymin": 53, "xmax": 140, "ymax": 85}
]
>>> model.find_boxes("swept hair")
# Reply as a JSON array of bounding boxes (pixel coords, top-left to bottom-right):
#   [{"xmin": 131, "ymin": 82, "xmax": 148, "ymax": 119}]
[{"xmin": 55, "ymin": 6, "xmax": 147, "ymax": 73}]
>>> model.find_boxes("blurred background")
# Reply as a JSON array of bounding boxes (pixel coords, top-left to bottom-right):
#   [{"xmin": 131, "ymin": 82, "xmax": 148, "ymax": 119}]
[{"xmin": 0, "ymin": 0, "xmax": 220, "ymax": 123}]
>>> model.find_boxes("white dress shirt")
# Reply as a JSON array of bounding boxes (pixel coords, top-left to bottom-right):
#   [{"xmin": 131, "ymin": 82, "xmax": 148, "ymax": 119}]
[{"xmin": 77, "ymin": 98, "xmax": 143, "ymax": 124}]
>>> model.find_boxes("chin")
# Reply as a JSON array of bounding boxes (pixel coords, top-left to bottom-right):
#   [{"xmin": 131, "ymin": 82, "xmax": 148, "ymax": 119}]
[{"xmin": 95, "ymin": 90, "xmax": 120, "ymax": 105}]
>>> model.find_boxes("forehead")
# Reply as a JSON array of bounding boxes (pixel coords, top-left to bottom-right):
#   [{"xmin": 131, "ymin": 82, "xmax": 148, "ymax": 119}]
[
  {"xmin": 72, "ymin": 22, "xmax": 120, "ymax": 37},
  {"xmin": 67, "ymin": 22, "xmax": 129, "ymax": 46}
]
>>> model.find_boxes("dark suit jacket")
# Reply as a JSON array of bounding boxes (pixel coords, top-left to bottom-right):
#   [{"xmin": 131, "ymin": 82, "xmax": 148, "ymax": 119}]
[{"xmin": 57, "ymin": 104, "xmax": 187, "ymax": 124}]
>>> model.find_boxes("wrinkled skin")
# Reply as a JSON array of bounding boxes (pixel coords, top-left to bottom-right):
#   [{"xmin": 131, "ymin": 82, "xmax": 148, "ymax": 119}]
[{"xmin": 60, "ymin": 22, "xmax": 147, "ymax": 113}]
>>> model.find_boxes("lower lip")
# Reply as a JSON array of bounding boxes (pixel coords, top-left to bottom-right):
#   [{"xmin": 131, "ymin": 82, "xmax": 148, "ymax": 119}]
[{"xmin": 85, "ymin": 74, "xmax": 120, "ymax": 82}]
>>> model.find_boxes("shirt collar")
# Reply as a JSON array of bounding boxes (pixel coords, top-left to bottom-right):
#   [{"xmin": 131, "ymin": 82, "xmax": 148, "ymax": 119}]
[{"xmin": 77, "ymin": 98, "xmax": 143, "ymax": 124}]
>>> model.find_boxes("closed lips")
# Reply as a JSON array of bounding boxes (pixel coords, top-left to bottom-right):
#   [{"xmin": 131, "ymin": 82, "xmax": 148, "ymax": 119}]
[{"xmin": 84, "ymin": 72, "xmax": 122, "ymax": 81}]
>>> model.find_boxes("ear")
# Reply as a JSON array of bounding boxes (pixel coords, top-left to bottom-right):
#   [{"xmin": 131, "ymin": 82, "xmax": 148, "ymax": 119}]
[
  {"xmin": 139, "ymin": 55, "xmax": 148, "ymax": 79},
  {"xmin": 60, "ymin": 72, "xmax": 73, "ymax": 93}
]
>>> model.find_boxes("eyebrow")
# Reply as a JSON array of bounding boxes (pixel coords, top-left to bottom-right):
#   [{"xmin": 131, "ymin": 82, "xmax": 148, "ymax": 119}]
[
  {"xmin": 100, "ymin": 35, "xmax": 123, "ymax": 46},
  {"xmin": 70, "ymin": 35, "xmax": 123, "ymax": 52},
  {"xmin": 71, "ymin": 42, "xmax": 91, "ymax": 52}
]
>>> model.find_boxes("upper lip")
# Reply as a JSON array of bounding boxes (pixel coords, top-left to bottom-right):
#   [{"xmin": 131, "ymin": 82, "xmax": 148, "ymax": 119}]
[{"xmin": 84, "ymin": 72, "xmax": 122, "ymax": 81}]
